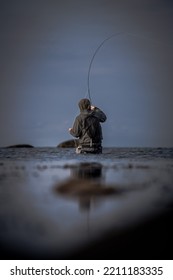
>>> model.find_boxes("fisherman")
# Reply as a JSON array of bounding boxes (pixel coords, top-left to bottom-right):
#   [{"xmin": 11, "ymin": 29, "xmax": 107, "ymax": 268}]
[{"xmin": 68, "ymin": 98, "xmax": 107, "ymax": 154}]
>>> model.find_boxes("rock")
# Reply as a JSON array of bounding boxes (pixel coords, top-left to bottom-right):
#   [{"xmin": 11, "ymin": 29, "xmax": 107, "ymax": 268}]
[
  {"xmin": 6, "ymin": 144, "xmax": 34, "ymax": 148},
  {"xmin": 57, "ymin": 139, "xmax": 79, "ymax": 148}
]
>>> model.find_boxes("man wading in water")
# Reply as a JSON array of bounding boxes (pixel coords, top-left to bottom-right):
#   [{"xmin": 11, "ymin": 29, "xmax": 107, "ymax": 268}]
[{"xmin": 69, "ymin": 98, "xmax": 107, "ymax": 154}]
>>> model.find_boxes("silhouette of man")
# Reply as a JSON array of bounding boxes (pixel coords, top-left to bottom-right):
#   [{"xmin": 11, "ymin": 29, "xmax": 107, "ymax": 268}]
[{"xmin": 69, "ymin": 98, "xmax": 107, "ymax": 154}]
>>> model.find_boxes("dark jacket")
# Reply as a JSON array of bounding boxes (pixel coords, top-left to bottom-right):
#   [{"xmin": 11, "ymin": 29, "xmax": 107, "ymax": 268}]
[{"xmin": 70, "ymin": 107, "xmax": 107, "ymax": 147}]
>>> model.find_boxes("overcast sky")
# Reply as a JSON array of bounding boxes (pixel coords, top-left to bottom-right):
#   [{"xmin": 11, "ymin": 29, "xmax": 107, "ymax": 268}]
[{"xmin": 0, "ymin": 0, "xmax": 173, "ymax": 147}]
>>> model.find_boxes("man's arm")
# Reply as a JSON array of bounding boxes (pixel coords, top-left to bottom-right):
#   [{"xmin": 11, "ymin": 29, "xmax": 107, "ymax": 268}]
[
  {"xmin": 91, "ymin": 105, "xmax": 107, "ymax": 122},
  {"xmin": 68, "ymin": 117, "xmax": 81, "ymax": 138}
]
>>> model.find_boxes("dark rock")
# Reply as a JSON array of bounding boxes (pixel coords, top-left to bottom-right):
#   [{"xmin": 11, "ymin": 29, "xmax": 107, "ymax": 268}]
[
  {"xmin": 57, "ymin": 139, "xmax": 79, "ymax": 148},
  {"xmin": 6, "ymin": 144, "xmax": 34, "ymax": 148}
]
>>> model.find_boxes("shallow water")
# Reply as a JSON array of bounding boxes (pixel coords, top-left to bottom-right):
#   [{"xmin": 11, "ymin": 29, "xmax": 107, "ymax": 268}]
[
  {"xmin": 0, "ymin": 147, "xmax": 173, "ymax": 259},
  {"xmin": 0, "ymin": 147, "xmax": 173, "ymax": 161}
]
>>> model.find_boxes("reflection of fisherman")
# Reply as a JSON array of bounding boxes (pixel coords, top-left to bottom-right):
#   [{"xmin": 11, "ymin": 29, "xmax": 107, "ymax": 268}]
[
  {"xmin": 68, "ymin": 98, "xmax": 107, "ymax": 154},
  {"xmin": 71, "ymin": 163, "xmax": 103, "ymax": 211},
  {"xmin": 56, "ymin": 162, "xmax": 115, "ymax": 216},
  {"xmin": 71, "ymin": 162, "xmax": 102, "ymax": 181}
]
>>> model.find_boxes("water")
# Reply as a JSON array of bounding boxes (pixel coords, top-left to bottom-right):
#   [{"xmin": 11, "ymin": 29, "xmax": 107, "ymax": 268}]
[
  {"xmin": 0, "ymin": 147, "xmax": 173, "ymax": 259},
  {"xmin": 0, "ymin": 147, "xmax": 173, "ymax": 162}
]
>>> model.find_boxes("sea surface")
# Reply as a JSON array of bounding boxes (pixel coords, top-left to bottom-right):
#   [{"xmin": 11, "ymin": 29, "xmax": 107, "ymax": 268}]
[
  {"xmin": 0, "ymin": 146, "xmax": 173, "ymax": 162},
  {"xmin": 0, "ymin": 147, "xmax": 173, "ymax": 259}
]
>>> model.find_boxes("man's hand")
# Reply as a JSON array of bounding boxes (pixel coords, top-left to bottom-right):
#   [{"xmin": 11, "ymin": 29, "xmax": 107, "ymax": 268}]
[
  {"xmin": 90, "ymin": 105, "xmax": 95, "ymax": 110},
  {"xmin": 68, "ymin": 128, "xmax": 72, "ymax": 132}
]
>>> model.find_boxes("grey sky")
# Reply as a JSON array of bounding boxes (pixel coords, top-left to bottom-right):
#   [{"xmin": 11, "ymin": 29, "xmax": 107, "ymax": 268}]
[{"xmin": 0, "ymin": 0, "xmax": 173, "ymax": 147}]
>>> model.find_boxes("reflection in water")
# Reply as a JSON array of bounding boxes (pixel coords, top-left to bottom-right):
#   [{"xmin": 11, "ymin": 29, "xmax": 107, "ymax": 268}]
[
  {"xmin": 54, "ymin": 163, "xmax": 105, "ymax": 238},
  {"xmin": 70, "ymin": 162, "xmax": 103, "ymax": 181},
  {"xmin": 54, "ymin": 162, "xmax": 120, "ymax": 213},
  {"xmin": 71, "ymin": 163, "xmax": 103, "ymax": 212}
]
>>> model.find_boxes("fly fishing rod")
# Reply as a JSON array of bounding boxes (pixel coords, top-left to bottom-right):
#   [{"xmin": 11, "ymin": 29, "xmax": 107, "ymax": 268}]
[
  {"xmin": 86, "ymin": 32, "xmax": 124, "ymax": 103},
  {"xmin": 86, "ymin": 31, "xmax": 167, "ymax": 103}
]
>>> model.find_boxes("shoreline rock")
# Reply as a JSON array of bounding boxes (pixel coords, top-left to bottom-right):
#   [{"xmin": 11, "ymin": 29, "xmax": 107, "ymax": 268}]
[
  {"xmin": 57, "ymin": 139, "xmax": 79, "ymax": 148},
  {"xmin": 5, "ymin": 144, "xmax": 34, "ymax": 148}
]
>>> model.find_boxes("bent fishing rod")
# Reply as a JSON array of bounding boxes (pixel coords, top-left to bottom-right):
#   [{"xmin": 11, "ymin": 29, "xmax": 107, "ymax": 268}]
[
  {"xmin": 86, "ymin": 32, "xmax": 124, "ymax": 103},
  {"xmin": 86, "ymin": 31, "xmax": 168, "ymax": 103}
]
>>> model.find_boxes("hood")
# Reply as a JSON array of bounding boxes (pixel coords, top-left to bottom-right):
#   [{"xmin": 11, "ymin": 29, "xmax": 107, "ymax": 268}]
[{"xmin": 78, "ymin": 98, "xmax": 91, "ymax": 111}]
